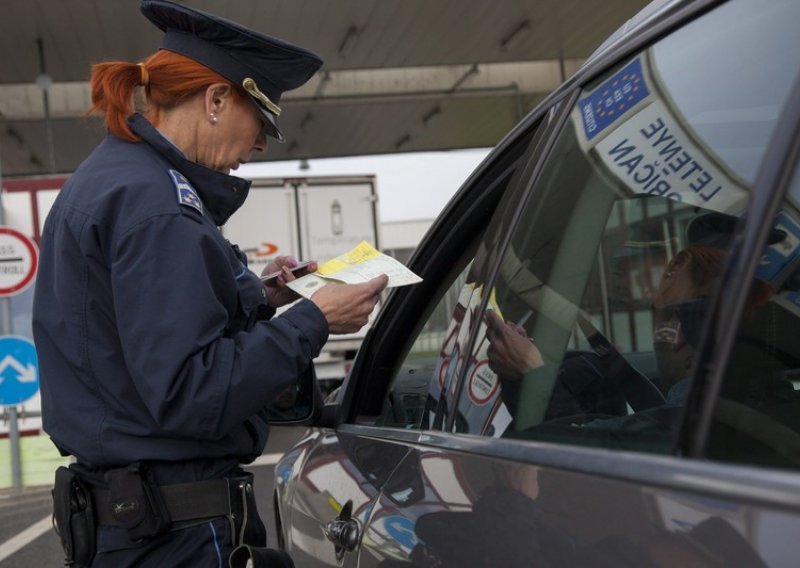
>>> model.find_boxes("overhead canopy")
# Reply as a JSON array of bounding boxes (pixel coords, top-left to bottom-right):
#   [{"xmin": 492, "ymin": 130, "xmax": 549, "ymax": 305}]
[{"xmin": 0, "ymin": 0, "xmax": 649, "ymax": 177}]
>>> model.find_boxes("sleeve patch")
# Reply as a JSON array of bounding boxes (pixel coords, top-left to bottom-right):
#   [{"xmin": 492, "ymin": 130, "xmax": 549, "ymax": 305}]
[{"xmin": 169, "ymin": 169, "xmax": 204, "ymax": 215}]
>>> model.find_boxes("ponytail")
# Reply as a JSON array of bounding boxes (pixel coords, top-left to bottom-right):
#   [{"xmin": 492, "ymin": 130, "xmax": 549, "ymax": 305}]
[
  {"xmin": 87, "ymin": 61, "xmax": 143, "ymax": 142},
  {"xmin": 86, "ymin": 50, "xmax": 242, "ymax": 142}
]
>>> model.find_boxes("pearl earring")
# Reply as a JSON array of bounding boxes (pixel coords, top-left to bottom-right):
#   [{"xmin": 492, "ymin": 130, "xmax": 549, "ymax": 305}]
[{"xmin": 210, "ymin": 113, "xmax": 218, "ymax": 124}]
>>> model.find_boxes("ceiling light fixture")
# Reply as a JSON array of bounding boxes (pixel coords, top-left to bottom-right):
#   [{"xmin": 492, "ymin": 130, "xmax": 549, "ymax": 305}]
[
  {"xmin": 35, "ymin": 73, "xmax": 52, "ymax": 91},
  {"xmin": 313, "ymin": 71, "xmax": 332, "ymax": 99},
  {"xmin": 422, "ymin": 105, "xmax": 442, "ymax": 126},
  {"xmin": 449, "ymin": 64, "xmax": 480, "ymax": 92},
  {"xmin": 394, "ymin": 133, "xmax": 411, "ymax": 151},
  {"xmin": 500, "ymin": 20, "xmax": 531, "ymax": 52},
  {"xmin": 338, "ymin": 26, "xmax": 360, "ymax": 59},
  {"xmin": 6, "ymin": 127, "xmax": 23, "ymax": 145}
]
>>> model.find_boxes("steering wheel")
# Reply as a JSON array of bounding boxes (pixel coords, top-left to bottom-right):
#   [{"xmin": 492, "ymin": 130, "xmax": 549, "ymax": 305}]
[
  {"xmin": 576, "ymin": 313, "xmax": 665, "ymax": 412},
  {"xmin": 543, "ymin": 412, "xmax": 622, "ymax": 427},
  {"xmin": 712, "ymin": 398, "xmax": 800, "ymax": 466}
]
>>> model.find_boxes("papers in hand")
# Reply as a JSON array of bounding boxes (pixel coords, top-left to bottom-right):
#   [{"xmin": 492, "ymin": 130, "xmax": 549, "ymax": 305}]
[{"xmin": 286, "ymin": 241, "xmax": 423, "ymax": 299}]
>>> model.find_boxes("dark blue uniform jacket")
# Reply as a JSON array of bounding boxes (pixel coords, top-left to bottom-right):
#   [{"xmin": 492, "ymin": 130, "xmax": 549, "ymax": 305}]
[{"xmin": 32, "ymin": 114, "xmax": 329, "ymax": 479}]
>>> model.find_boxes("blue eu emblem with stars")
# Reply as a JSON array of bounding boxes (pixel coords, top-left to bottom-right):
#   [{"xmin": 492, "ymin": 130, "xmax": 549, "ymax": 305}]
[
  {"xmin": 577, "ymin": 56, "xmax": 651, "ymax": 142},
  {"xmin": 0, "ymin": 336, "xmax": 39, "ymax": 406}
]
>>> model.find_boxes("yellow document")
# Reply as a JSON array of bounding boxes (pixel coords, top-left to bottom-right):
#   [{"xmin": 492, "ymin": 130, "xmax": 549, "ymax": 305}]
[{"xmin": 286, "ymin": 241, "xmax": 423, "ymax": 299}]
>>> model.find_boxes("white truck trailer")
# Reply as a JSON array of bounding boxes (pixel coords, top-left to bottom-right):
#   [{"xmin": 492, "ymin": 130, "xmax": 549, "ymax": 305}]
[
  {"xmin": 1, "ymin": 174, "xmax": 381, "ymax": 388},
  {"xmin": 0, "ymin": 173, "xmax": 385, "ymax": 439},
  {"xmin": 221, "ymin": 174, "xmax": 381, "ymax": 382}
]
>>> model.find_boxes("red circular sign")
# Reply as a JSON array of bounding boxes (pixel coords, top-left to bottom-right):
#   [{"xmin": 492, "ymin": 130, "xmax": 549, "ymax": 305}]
[
  {"xmin": 467, "ymin": 360, "xmax": 499, "ymax": 406},
  {"xmin": 0, "ymin": 227, "xmax": 39, "ymax": 297},
  {"xmin": 437, "ymin": 356, "xmax": 450, "ymax": 389}
]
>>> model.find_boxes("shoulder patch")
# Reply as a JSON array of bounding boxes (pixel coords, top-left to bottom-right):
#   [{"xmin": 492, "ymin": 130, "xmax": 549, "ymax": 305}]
[{"xmin": 169, "ymin": 169, "xmax": 203, "ymax": 215}]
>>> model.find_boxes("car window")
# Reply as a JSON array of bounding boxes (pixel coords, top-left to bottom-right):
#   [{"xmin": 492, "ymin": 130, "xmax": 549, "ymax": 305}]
[
  {"xmin": 371, "ymin": 111, "xmax": 556, "ymax": 430},
  {"xmin": 375, "ymin": 257, "xmax": 473, "ymax": 429},
  {"xmin": 706, "ymin": 161, "xmax": 800, "ymax": 471},
  {"xmin": 451, "ymin": 0, "xmax": 800, "ymax": 455},
  {"xmin": 374, "ymin": 163, "xmax": 532, "ymax": 431}
]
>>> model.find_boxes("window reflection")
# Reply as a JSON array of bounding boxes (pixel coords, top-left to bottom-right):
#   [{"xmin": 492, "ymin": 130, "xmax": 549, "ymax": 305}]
[{"xmin": 454, "ymin": 0, "xmax": 800, "ymax": 460}]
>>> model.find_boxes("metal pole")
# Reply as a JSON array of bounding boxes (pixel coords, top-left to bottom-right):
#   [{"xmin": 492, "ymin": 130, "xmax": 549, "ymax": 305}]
[
  {"xmin": 7, "ymin": 403, "xmax": 23, "ymax": 489},
  {"xmin": 2, "ymin": 315, "xmax": 23, "ymax": 488},
  {"xmin": 37, "ymin": 37, "xmax": 57, "ymax": 174},
  {"xmin": 0, "ymin": 153, "xmax": 23, "ymax": 489}
]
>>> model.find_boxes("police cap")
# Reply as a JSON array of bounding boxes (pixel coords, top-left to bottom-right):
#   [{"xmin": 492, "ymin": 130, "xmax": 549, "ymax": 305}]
[
  {"xmin": 140, "ymin": 0, "xmax": 323, "ymax": 142},
  {"xmin": 686, "ymin": 211, "xmax": 786, "ymax": 249}
]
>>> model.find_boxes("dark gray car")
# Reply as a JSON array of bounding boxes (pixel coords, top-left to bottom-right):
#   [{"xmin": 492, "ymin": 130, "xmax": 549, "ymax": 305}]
[{"xmin": 268, "ymin": 0, "xmax": 800, "ymax": 565}]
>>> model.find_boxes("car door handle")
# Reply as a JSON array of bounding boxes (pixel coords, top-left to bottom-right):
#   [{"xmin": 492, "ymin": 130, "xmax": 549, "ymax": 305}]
[
  {"xmin": 324, "ymin": 517, "xmax": 360, "ymax": 551},
  {"xmin": 324, "ymin": 500, "xmax": 360, "ymax": 557}
]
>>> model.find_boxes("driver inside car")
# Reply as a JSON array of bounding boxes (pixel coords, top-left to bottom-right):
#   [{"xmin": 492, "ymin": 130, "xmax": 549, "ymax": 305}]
[{"xmin": 485, "ymin": 212, "xmax": 778, "ymax": 435}]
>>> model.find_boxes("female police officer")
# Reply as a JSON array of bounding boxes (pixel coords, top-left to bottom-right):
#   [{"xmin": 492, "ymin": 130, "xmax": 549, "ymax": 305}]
[{"xmin": 32, "ymin": 1, "xmax": 387, "ymax": 566}]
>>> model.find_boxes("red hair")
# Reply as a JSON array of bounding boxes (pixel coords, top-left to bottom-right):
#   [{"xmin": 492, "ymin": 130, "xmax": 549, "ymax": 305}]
[
  {"xmin": 86, "ymin": 50, "xmax": 247, "ymax": 142},
  {"xmin": 681, "ymin": 244, "xmax": 773, "ymax": 315}
]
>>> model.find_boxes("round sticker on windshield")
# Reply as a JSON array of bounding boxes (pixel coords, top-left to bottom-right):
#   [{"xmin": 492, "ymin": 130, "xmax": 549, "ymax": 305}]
[
  {"xmin": 467, "ymin": 360, "xmax": 499, "ymax": 406},
  {"xmin": 436, "ymin": 356, "xmax": 450, "ymax": 390}
]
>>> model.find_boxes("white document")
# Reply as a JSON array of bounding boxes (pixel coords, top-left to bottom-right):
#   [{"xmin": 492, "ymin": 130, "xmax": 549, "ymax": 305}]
[{"xmin": 287, "ymin": 241, "xmax": 422, "ymax": 299}]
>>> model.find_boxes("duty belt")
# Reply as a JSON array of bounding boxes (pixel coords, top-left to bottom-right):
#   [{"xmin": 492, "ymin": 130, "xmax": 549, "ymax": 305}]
[{"xmin": 92, "ymin": 477, "xmax": 248, "ymax": 527}]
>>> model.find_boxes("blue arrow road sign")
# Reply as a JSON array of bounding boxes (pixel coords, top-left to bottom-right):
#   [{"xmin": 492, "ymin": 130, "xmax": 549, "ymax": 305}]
[
  {"xmin": 384, "ymin": 515, "xmax": 419, "ymax": 551},
  {"xmin": 0, "ymin": 336, "xmax": 39, "ymax": 406}
]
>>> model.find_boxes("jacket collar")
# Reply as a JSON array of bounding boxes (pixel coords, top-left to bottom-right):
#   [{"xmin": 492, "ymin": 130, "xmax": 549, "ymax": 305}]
[{"xmin": 128, "ymin": 113, "xmax": 251, "ymax": 226}]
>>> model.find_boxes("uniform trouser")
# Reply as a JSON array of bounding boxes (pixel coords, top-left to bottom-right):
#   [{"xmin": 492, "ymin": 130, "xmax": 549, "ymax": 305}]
[
  {"xmin": 92, "ymin": 516, "xmax": 293, "ymax": 568},
  {"xmin": 92, "ymin": 476, "xmax": 283, "ymax": 568},
  {"xmin": 54, "ymin": 465, "xmax": 286, "ymax": 568},
  {"xmin": 93, "ymin": 516, "xmax": 240, "ymax": 567}
]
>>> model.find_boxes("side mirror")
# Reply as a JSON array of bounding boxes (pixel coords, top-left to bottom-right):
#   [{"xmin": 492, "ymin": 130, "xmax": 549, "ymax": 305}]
[{"xmin": 265, "ymin": 364, "xmax": 325, "ymax": 425}]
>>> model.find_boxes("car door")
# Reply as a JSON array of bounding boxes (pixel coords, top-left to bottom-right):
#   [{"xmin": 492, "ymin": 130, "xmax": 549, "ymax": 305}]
[
  {"xmin": 281, "ymin": 0, "xmax": 800, "ymax": 566},
  {"xmin": 335, "ymin": 1, "xmax": 800, "ymax": 566},
  {"xmin": 275, "ymin": 106, "xmax": 555, "ymax": 566}
]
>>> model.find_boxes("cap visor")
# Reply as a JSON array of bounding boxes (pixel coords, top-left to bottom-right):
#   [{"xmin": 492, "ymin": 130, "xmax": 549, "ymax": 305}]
[{"xmin": 256, "ymin": 104, "xmax": 285, "ymax": 143}]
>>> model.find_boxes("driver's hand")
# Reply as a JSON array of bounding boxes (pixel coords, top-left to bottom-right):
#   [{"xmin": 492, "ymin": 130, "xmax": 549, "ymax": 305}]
[{"xmin": 485, "ymin": 310, "xmax": 544, "ymax": 379}]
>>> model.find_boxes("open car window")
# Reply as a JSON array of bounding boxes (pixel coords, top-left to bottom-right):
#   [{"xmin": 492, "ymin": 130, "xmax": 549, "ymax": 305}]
[
  {"xmin": 375, "ymin": 254, "xmax": 475, "ymax": 430},
  {"xmin": 368, "ymin": 106, "xmax": 559, "ymax": 430},
  {"xmin": 451, "ymin": 0, "xmax": 800, "ymax": 456}
]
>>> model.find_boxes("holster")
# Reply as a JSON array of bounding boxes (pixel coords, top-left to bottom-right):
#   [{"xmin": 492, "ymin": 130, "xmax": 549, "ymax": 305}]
[
  {"xmin": 229, "ymin": 545, "xmax": 295, "ymax": 568},
  {"xmin": 52, "ymin": 466, "xmax": 96, "ymax": 568},
  {"xmin": 228, "ymin": 474, "xmax": 267, "ymax": 548},
  {"xmin": 227, "ymin": 474, "xmax": 290, "ymax": 568}
]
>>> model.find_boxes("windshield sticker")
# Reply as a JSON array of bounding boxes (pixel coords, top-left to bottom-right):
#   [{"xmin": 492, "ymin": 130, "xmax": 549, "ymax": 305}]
[
  {"xmin": 572, "ymin": 51, "xmax": 750, "ymax": 214},
  {"xmin": 756, "ymin": 211, "xmax": 800, "ymax": 284},
  {"xmin": 577, "ymin": 56, "xmax": 653, "ymax": 143},
  {"xmin": 593, "ymin": 100, "xmax": 748, "ymax": 211}
]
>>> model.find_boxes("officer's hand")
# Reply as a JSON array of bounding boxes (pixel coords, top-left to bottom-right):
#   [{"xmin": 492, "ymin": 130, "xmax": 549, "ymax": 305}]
[
  {"xmin": 311, "ymin": 275, "xmax": 388, "ymax": 334},
  {"xmin": 261, "ymin": 256, "xmax": 318, "ymax": 308},
  {"xmin": 485, "ymin": 310, "xmax": 544, "ymax": 379}
]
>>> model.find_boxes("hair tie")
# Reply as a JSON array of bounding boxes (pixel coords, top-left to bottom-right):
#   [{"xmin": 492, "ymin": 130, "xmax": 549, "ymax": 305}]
[{"xmin": 137, "ymin": 62, "xmax": 149, "ymax": 87}]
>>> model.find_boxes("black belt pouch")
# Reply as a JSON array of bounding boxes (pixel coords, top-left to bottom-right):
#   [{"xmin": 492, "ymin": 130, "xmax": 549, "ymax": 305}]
[
  {"xmin": 53, "ymin": 466, "xmax": 96, "ymax": 567},
  {"xmin": 105, "ymin": 462, "xmax": 171, "ymax": 541}
]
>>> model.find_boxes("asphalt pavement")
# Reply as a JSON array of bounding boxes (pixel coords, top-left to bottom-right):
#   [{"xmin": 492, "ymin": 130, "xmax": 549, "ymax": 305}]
[{"xmin": 0, "ymin": 426, "xmax": 307, "ymax": 567}]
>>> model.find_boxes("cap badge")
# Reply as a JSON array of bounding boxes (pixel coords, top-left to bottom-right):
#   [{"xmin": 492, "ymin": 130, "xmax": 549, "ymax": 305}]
[{"xmin": 242, "ymin": 78, "xmax": 281, "ymax": 117}]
